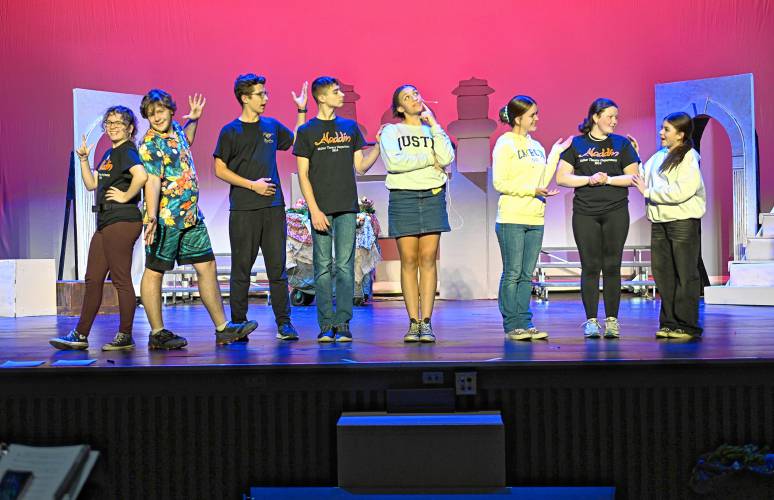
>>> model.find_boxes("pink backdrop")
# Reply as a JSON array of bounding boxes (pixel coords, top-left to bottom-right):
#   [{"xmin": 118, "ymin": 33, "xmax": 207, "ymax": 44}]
[{"xmin": 1, "ymin": 0, "xmax": 772, "ymax": 264}]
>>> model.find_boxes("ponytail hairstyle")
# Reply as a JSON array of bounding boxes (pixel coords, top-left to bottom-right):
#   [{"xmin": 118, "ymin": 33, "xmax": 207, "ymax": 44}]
[
  {"xmin": 391, "ymin": 84, "xmax": 416, "ymax": 119},
  {"xmin": 659, "ymin": 111, "xmax": 694, "ymax": 173},
  {"xmin": 499, "ymin": 95, "xmax": 537, "ymax": 127},
  {"xmin": 578, "ymin": 97, "xmax": 617, "ymax": 134}
]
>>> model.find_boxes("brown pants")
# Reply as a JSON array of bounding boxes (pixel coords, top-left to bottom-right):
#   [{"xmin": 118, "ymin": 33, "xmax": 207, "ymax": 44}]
[{"xmin": 76, "ymin": 221, "xmax": 142, "ymax": 335}]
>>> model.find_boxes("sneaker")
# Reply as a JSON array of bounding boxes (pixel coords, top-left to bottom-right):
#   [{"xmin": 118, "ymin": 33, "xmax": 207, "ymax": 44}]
[
  {"xmin": 403, "ymin": 319, "xmax": 421, "ymax": 343},
  {"xmin": 419, "ymin": 318, "xmax": 436, "ymax": 343},
  {"xmin": 603, "ymin": 317, "xmax": 620, "ymax": 338},
  {"xmin": 148, "ymin": 329, "xmax": 188, "ymax": 350},
  {"xmin": 582, "ymin": 319, "xmax": 601, "ymax": 339},
  {"xmin": 668, "ymin": 328, "xmax": 700, "ymax": 340},
  {"xmin": 276, "ymin": 322, "xmax": 299, "ymax": 341},
  {"xmin": 101, "ymin": 332, "xmax": 135, "ymax": 351},
  {"xmin": 334, "ymin": 323, "xmax": 353, "ymax": 343},
  {"xmin": 50, "ymin": 329, "xmax": 88, "ymax": 350},
  {"xmin": 507, "ymin": 329, "xmax": 532, "ymax": 341},
  {"xmin": 216, "ymin": 320, "xmax": 258, "ymax": 345},
  {"xmin": 317, "ymin": 328, "xmax": 335, "ymax": 343},
  {"xmin": 527, "ymin": 327, "xmax": 549, "ymax": 340},
  {"xmin": 655, "ymin": 326, "xmax": 672, "ymax": 339}
]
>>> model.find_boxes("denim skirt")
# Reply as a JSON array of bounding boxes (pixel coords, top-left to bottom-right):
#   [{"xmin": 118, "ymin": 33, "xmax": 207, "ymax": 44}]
[{"xmin": 388, "ymin": 186, "xmax": 451, "ymax": 238}]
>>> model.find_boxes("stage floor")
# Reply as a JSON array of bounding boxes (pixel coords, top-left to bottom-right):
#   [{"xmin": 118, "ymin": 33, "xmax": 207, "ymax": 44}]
[{"xmin": 1, "ymin": 293, "xmax": 773, "ymax": 369}]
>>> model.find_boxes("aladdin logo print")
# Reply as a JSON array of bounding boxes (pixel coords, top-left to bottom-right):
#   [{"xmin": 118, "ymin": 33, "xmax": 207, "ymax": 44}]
[
  {"xmin": 314, "ymin": 131, "xmax": 352, "ymax": 146},
  {"xmin": 579, "ymin": 147, "xmax": 619, "ymax": 158},
  {"xmin": 263, "ymin": 132, "xmax": 274, "ymax": 144}
]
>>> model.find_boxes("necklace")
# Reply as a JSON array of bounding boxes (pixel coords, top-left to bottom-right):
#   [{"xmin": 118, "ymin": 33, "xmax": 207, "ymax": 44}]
[{"xmin": 588, "ymin": 133, "xmax": 607, "ymax": 142}]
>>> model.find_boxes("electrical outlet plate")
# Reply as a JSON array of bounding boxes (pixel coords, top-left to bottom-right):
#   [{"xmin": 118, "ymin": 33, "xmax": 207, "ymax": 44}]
[
  {"xmin": 455, "ymin": 371, "xmax": 477, "ymax": 395},
  {"xmin": 422, "ymin": 371, "xmax": 444, "ymax": 385}
]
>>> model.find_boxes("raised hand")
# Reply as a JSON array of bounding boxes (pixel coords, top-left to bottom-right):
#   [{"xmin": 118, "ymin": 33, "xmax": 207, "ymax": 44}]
[
  {"xmin": 76, "ymin": 134, "xmax": 94, "ymax": 160},
  {"xmin": 104, "ymin": 186, "xmax": 130, "ymax": 203},
  {"xmin": 292, "ymin": 81, "xmax": 308, "ymax": 110},
  {"xmin": 183, "ymin": 93, "xmax": 206, "ymax": 121},
  {"xmin": 144, "ymin": 218, "xmax": 157, "ymax": 246},
  {"xmin": 536, "ymin": 187, "xmax": 560, "ymax": 197},
  {"xmin": 551, "ymin": 136, "xmax": 573, "ymax": 153},
  {"xmin": 249, "ymin": 177, "xmax": 276, "ymax": 196},
  {"xmin": 626, "ymin": 134, "xmax": 639, "ymax": 154},
  {"xmin": 311, "ymin": 209, "xmax": 330, "ymax": 232},
  {"xmin": 419, "ymin": 103, "xmax": 437, "ymax": 126}
]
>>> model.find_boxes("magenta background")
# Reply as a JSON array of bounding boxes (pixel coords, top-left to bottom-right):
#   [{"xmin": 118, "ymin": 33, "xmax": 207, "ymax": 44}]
[{"xmin": 0, "ymin": 0, "xmax": 772, "ymax": 264}]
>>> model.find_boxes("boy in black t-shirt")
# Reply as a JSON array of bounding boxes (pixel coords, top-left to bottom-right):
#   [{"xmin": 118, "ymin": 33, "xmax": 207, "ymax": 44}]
[
  {"xmin": 293, "ymin": 76, "xmax": 380, "ymax": 342},
  {"xmin": 214, "ymin": 74, "xmax": 309, "ymax": 341}
]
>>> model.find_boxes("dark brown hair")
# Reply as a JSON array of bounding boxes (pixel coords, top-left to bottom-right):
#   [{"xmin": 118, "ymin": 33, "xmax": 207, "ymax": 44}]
[
  {"xmin": 234, "ymin": 73, "xmax": 267, "ymax": 106},
  {"xmin": 311, "ymin": 76, "xmax": 339, "ymax": 104},
  {"xmin": 499, "ymin": 95, "xmax": 537, "ymax": 127},
  {"xmin": 140, "ymin": 89, "xmax": 176, "ymax": 118},
  {"xmin": 660, "ymin": 112, "xmax": 694, "ymax": 173},
  {"xmin": 102, "ymin": 105, "xmax": 138, "ymax": 142},
  {"xmin": 579, "ymin": 97, "xmax": 617, "ymax": 134}
]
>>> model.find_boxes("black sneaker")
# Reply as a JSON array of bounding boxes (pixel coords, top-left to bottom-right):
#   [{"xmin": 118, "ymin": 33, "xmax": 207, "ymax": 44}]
[
  {"xmin": 334, "ymin": 323, "xmax": 352, "ymax": 343},
  {"xmin": 148, "ymin": 329, "xmax": 188, "ymax": 350},
  {"xmin": 102, "ymin": 332, "xmax": 135, "ymax": 351},
  {"xmin": 317, "ymin": 328, "xmax": 335, "ymax": 343},
  {"xmin": 216, "ymin": 320, "xmax": 258, "ymax": 345},
  {"xmin": 50, "ymin": 329, "xmax": 88, "ymax": 350},
  {"xmin": 276, "ymin": 322, "xmax": 299, "ymax": 341}
]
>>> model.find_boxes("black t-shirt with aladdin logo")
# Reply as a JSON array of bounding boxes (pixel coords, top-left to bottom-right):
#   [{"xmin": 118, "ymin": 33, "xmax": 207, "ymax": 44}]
[
  {"xmin": 560, "ymin": 133, "xmax": 640, "ymax": 215},
  {"xmin": 293, "ymin": 117, "xmax": 366, "ymax": 215},
  {"xmin": 213, "ymin": 117, "xmax": 293, "ymax": 210},
  {"xmin": 95, "ymin": 141, "xmax": 143, "ymax": 230}
]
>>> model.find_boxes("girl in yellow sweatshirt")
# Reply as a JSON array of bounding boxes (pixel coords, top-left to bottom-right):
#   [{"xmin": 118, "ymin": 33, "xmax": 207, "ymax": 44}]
[{"xmin": 493, "ymin": 95, "xmax": 570, "ymax": 341}]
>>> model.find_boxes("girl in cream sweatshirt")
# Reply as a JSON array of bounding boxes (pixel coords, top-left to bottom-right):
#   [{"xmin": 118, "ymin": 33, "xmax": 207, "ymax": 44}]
[{"xmin": 633, "ymin": 111, "xmax": 706, "ymax": 339}]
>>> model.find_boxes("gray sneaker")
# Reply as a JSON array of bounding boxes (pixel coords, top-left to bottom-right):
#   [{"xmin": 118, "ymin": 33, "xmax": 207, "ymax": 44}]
[
  {"xmin": 404, "ymin": 319, "xmax": 421, "ymax": 343},
  {"xmin": 604, "ymin": 317, "xmax": 620, "ymax": 338},
  {"xmin": 101, "ymin": 332, "xmax": 135, "ymax": 351},
  {"xmin": 526, "ymin": 327, "xmax": 548, "ymax": 340},
  {"xmin": 582, "ymin": 319, "xmax": 601, "ymax": 339},
  {"xmin": 507, "ymin": 329, "xmax": 532, "ymax": 341},
  {"xmin": 418, "ymin": 319, "xmax": 436, "ymax": 343}
]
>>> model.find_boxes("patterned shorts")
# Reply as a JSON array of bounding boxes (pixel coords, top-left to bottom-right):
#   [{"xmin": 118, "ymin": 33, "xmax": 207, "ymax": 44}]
[{"xmin": 145, "ymin": 221, "xmax": 215, "ymax": 272}]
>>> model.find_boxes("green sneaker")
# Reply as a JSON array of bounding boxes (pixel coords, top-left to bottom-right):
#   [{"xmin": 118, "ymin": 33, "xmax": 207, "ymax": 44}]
[
  {"xmin": 507, "ymin": 329, "xmax": 532, "ymax": 341},
  {"xmin": 603, "ymin": 317, "xmax": 620, "ymax": 338},
  {"xmin": 526, "ymin": 327, "xmax": 548, "ymax": 340},
  {"xmin": 655, "ymin": 327, "xmax": 672, "ymax": 339}
]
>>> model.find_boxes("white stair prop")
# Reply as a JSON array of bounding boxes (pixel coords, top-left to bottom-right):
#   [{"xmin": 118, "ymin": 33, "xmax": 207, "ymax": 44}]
[{"xmin": 705, "ymin": 207, "xmax": 774, "ymax": 305}]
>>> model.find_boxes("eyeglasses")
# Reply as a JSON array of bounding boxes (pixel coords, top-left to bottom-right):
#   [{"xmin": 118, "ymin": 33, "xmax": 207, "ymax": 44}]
[
  {"xmin": 104, "ymin": 120, "xmax": 128, "ymax": 128},
  {"xmin": 249, "ymin": 91, "xmax": 269, "ymax": 99}
]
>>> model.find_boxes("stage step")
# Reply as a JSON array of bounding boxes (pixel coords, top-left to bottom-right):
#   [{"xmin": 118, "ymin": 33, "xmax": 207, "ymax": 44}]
[
  {"xmin": 746, "ymin": 236, "xmax": 774, "ymax": 260},
  {"xmin": 337, "ymin": 412, "xmax": 505, "ymax": 492},
  {"xmin": 725, "ymin": 261, "xmax": 774, "ymax": 287},
  {"xmin": 758, "ymin": 212, "xmax": 774, "ymax": 237},
  {"xmin": 703, "ymin": 285, "xmax": 774, "ymax": 305}
]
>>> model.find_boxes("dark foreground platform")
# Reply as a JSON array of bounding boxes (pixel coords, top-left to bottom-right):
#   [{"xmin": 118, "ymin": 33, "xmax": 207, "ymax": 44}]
[{"xmin": 1, "ymin": 294, "xmax": 773, "ymax": 499}]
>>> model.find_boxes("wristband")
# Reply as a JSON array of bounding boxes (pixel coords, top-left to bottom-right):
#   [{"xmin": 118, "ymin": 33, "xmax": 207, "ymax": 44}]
[{"xmin": 297, "ymin": 108, "xmax": 307, "ymax": 113}]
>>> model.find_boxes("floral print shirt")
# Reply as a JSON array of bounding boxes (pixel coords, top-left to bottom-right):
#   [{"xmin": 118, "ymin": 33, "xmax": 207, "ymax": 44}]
[{"xmin": 139, "ymin": 121, "xmax": 203, "ymax": 229}]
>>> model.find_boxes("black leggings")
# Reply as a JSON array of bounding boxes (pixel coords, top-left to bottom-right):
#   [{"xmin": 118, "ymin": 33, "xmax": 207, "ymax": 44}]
[{"xmin": 572, "ymin": 205, "xmax": 630, "ymax": 319}]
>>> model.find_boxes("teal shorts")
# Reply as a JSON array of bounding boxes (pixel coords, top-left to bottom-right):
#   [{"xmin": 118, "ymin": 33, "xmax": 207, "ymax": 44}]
[{"xmin": 145, "ymin": 221, "xmax": 215, "ymax": 272}]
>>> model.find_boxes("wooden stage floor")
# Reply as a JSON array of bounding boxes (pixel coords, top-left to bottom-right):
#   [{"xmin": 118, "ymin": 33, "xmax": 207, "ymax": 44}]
[{"xmin": 2, "ymin": 293, "xmax": 773, "ymax": 369}]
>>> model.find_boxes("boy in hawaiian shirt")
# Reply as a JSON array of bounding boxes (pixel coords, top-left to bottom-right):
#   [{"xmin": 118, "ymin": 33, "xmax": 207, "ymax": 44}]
[{"xmin": 139, "ymin": 89, "xmax": 256, "ymax": 349}]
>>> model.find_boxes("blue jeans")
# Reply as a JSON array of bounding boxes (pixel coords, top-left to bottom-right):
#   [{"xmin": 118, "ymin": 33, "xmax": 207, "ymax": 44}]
[
  {"xmin": 496, "ymin": 223, "xmax": 544, "ymax": 332},
  {"xmin": 312, "ymin": 212, "xmax": 356, "ymax": 330}
]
